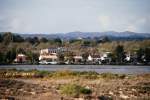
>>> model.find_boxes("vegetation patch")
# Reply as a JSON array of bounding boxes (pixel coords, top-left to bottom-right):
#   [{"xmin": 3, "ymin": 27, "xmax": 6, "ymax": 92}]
[
  {"xmin": 100, "ymin": 73, "xmax": 126, "ymax": 79},
  {"xmin": 60, "ymin": 84, "xmax": 92, "ymax": 97},
  {"xmin": 0, "ymin": 69, "xmax": 127, "ymax": 79},
  {"xmin": 52, "ymin": 70, "xmax": 76, "ymax": 78}
]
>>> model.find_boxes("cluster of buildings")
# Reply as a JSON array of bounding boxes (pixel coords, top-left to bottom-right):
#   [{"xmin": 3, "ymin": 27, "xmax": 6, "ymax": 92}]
[
  {"xmin": 14, "ymin": 47, "xmax": 134, "ymax": 65},
  {"xmin": 38, "ymin": 47, "xmax": 112, "ymax": 64}
]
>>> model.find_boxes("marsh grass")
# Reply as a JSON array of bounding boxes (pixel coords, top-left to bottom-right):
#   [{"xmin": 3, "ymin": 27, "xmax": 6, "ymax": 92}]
[{"xmin": 0, "ymin": 69, "xmax": 127, "ymax": 79}]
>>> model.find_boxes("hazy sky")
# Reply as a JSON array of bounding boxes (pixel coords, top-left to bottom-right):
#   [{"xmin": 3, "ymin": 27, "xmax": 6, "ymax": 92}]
[{"xmin": 0, "ymin": 0, "xmax": 150, "ymax": 33}]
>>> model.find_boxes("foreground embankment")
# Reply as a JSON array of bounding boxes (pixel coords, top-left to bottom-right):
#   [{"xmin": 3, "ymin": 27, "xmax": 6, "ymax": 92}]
[{"xmin": 0, "ymin": 69, "xmax": 150, "ymax": 100}]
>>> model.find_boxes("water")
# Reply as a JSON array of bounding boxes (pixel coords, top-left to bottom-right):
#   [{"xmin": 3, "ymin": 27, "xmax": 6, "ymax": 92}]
[{"xmin": 0, "ymin": 65, "xmax": 150, "ymax": 74}]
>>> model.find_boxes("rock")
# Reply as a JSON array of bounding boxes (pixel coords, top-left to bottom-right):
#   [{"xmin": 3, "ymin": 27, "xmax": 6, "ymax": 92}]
[
  {"xmin": 98, "ymin": 95, "xmax": 112, "ymax": 100},
  {"xmin": 74, "ymin": 98, "xmax": 84, "ymax": 100},
  {"xmin": 120, "ymin": 94, "xmax": 129, "ymax": 99},
  {"xmin": 119, "ymin": 91, "xmax": 123, "ymax": 94},
  {"xmin": 18, "ymin": 88, "xmax": 23, "ymax": 91},
  {"xmin": 119, "ymin": 88, "xmax": 122, "ymax": 91},
  {"xmin": 30, "ymin": 91, "xmax": 36, "ymax": 95},
  {"xmin": 85, "ymin": 86, "xmax": 90, "ymax": 89},
  {"xmin": 109, "ymin": 91, "xmax": 114, "ymax": 95},
  {"xmin": 130, "ymin": 94, "xmax": 137, "ymax": 98},
  {"xmin": 131, "ymin": 88, "xmax": 136, "ymax": 92}
]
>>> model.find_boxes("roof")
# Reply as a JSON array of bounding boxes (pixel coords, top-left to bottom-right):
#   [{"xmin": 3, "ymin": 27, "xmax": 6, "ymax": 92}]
[
  {"xmin": 17, "ymin": 54, "xmax": 26, "ymax": 57},
  {"xmin": 74, "ymin": 56, "xmax": 83, "ymax": 59}
]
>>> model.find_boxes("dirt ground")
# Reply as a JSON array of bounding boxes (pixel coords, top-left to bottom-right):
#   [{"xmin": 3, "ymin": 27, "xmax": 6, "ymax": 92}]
[{"xmin": 0, "ymin": 74, "xmax": 150, "ymax": 100}]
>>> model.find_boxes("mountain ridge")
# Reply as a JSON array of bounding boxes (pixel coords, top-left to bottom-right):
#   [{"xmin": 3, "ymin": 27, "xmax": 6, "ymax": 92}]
[{"xmin": 0, "ymin": 31, "xmax": 150, "ymax": 40}]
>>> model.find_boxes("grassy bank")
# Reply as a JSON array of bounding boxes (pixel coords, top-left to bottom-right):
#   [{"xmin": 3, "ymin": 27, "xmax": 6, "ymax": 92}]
[{"xmin": 0, "ymin": 69, "xmax": 127, "ymax": 79}]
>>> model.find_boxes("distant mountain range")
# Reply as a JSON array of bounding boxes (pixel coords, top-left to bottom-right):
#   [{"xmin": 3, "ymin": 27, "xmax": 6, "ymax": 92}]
[{"xmin": 1, "ymin": 31, "xmax": 150, "ymax": 41}]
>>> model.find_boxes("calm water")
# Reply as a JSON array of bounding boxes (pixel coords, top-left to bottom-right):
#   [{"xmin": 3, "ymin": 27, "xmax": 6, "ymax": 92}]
[{"xmin": 0, "ymin": 65, "xmax": 150, "ymax": 74}]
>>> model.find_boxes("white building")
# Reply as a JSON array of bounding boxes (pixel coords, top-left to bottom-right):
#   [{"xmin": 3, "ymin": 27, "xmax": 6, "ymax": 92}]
[
  {"xmin": 88, "ymin": 55, "xmax": 93, "ymax": 61},
  {"xmin": 14, "ymin": 54, "xmax": 28, "ymax": 63},
  {"xmin": 73, "ymin": 55, "xmax": 83, "ymax": 63},
  {"xmin": 39, "ymin": 47, "xmax": 68, "ymax": 64}
]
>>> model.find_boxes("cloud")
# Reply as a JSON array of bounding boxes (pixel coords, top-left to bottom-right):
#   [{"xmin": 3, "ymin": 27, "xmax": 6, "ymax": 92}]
[
  {"xmin": 97, "ymin": 15, "xmax": 150, "ymax": 33},
  {"xmin": 0, "ymin": 15, "xmax": 27, "ymax": 33},
  {"xmin": 126, "ymin": 25, "xmax": 137, "ymax": 32},
  {"xmin": 98, "ymin": 15, "xmax": 111, "ymax": 31},
  {"xmin": 0, "ymin": 0, "xmax": 150, "ymax": 33},
  {"xmin": 125, "ymin": 17, "xmax": 150, "ymax": 32}
]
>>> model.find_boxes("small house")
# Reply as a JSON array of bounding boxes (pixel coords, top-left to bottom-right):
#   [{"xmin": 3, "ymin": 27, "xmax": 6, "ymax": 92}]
[
  {"xmin": 14, "ymin": 54, "xmax": 27, "ymax": 63},
  {"xmin": 73, "ymin": 55, "xmax": 83, "ymax": 63}
]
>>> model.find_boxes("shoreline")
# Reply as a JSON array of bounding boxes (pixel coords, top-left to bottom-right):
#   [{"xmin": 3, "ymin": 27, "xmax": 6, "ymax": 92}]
[
  {"xmin": 0, "ymin": 65, "xmax": 150, "ymax": 75},
  {"xmin": 1, "ymin": 63, "xmax": 150, "ymax": 66}
]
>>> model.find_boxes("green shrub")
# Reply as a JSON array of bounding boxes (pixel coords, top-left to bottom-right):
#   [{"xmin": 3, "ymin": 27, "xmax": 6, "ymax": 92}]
[
  {"xmin": 35, "ymin": 70, "xmax": 51, "ymax": 77},
  {"xmin": 100, "ymin": 73, "xmax": 126, "ymax": 79},
  {"xmin": 60, "ymin": 84, "xmax": 80, "ymax": 97},
  {"xmin": 60, "ymin": 84, "xmax": 92, "ymax": 97},
  {"xmin": 80, "ymin": 87, "xmax": 92, "ymax": 94}
]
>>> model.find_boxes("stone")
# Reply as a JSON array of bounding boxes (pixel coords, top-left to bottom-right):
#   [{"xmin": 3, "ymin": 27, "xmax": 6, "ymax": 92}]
[
  {"xmin": 109, "ymin": 91, "xmax": 114, "ymax": 95},
  {"xmin": 30, "ymin": 91, "xmax": 36, "ymax": 95},
  {"xmin": 120, "ymin": 94, "xmax": 129, "ymax": 99},
  {"xmin": 74, "ymin": 98, "xmax": 84, "ymax": 100}
]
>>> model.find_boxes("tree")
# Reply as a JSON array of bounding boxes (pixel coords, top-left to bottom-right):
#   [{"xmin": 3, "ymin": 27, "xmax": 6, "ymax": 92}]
[
  {"xmin": 2, "ymin": 32, "xmax": 13, "ymax": 45},
  {"xmin": 114, "ymin": 45, "xmax": 125, "ymax": 64},
  {"xmin": 82, "ymin": 52, "xmax": 89, "ymax": 64},
  {"xmin": 144, "ymin": 47, "xmax": 150, "ymax": 64},
  {"xmin": 54, "ymin": 38, "xmax": 62, "ymax": 45},
  {"xmin": 58, "ymin": 53, "xmax": 64, "ymax": 61},
  {"xmin": 33, "ymin": 37, "xmax": 39, "ymax": 44},
  {"xmin": 64, "ymin": 52, "xmax": 74, "ymax": 63},
  {"xmin": 96, "ymin": 36, "xmax": 110, "ymax": 44},
  {"xmin": 32, "ymin": 53, "xmax": 39, "ymax": 64},
  {"xmin": 5, "ymin": 48, "xmax": 16, "ymax": 63},
  {"xmin": 26, "ymin": 52, "xmax": 39, "ymax": 64},
  {"xmin": 69, "ymin": 39, "xmax": 82, "ymax": 44},
  {"xmin": 136, "ymin": 48, "xmax": 144, "ymax": 63},
  {"xmin": 101, "ymin": 36, "xmax": 110, "ymax": 43},
  {"xmin": 16, "ymin": 48, "xmax": 26, "ymax": 54},
  {"xmin": 40, "ymin": 37, "xmax": 48, "ymax": 43},
  {"xmin": 25, "ymin": 37, "xmax": 39, "ymax": 45},
  {"xmin": 0, "ymin": 52, "xmax": 5, "ymax": 64},
  {"xmin": 83, "ymin": 40, "xmax": 91, "ymax": 46},
  {"xmin": 13, "ymin": 35, "xmax": 24, "ymax": 42},
  {"xmin": 136, "ymin": 47, "xmax": 150, "ymax": 64},
  {"xmin": 0, "ymin": 34, "xmax": 2, "ymax": 42}
]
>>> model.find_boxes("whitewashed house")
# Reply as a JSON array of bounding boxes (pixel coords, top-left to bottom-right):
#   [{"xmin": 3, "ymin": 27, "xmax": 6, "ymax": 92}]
[
  {"xmin": 88, "ymin": 55, "xmax": 93, "ymax": 61},
  {"xmin": 99, "ymin": 52, "xmax": 112, "ymax": 64},
  {"xmin": 73, "ymin": 55, "xmax": 83, "ymax": 63},
  {"xmin": 39, "ymin": 47, "xmax": 68, "ymax": 64}
]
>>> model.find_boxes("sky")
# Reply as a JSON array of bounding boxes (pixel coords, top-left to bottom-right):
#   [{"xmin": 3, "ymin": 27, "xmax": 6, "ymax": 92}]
[{"xmin": 0, "ymin": 0, "xmax": 150, "ymax": 33}]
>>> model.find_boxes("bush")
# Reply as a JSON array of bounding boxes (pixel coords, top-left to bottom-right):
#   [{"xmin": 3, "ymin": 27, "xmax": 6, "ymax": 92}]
[
  {"xmin": 60, "ymin": 84, "xmax": 92, "ymax": 97},
  {"xmin": 35, "ymin": 70, "xmax": 51, "ymax": 78},
  {"xmin": 52, "ymin": 70, "xmax": 76, "ymax": 78},
  {"xmin": 100, "ymin": 73, "xmax": 126, "ymax": 79},
  {"xmin": 80, "ymin": 87, "xmax": 92, "ymax": 94},
  {"xmin": 60, "ymin": 84, "xmax": 81, "ymax": 97}
]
